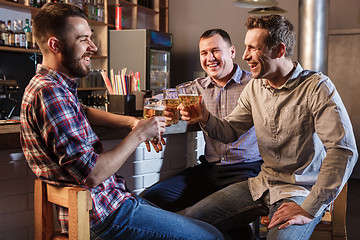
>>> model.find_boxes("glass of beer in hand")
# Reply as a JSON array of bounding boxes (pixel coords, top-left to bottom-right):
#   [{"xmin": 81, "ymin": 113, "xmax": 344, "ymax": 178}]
[
  {"xmin": 163, "ymin": 88, "xmax": 180, "ymax": 125},
  {"xmin": 176, "ymin": 81, "xmax": 203, "ymax": 122},
  {"xmin": 143, "ymin": 98, "xmax": 165, "ymax": 119}
]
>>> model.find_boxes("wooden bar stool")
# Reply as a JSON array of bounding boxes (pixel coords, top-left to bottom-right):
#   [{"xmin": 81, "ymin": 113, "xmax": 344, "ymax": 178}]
[{"xmin": 34, "ymin": 179, "xmax": 92, "ymax": 240}]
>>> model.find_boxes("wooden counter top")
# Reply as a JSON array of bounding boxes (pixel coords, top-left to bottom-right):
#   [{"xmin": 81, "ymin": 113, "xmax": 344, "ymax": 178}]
[
  {"xmin": 0, "ymin": 120, "xmax": 197, "ymax": 150},
  {"xmin": 0, "ymin": 123, "xmax": 21, "ymax": 150}
]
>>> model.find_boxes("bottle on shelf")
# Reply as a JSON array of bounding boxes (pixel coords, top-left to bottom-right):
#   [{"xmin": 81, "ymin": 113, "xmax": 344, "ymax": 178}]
[
  {"xmin": 30, "ymin": 19, "xmax": 38, "ymax": 50},
  {"xmin": 1, "ymin": 21, "xmax": 9, "ymax": 46},
  {"xmin": 23, "ymin": 19, "xmax": 32, "ymax": 49},
  {"xmin": 18, "ymin": 20, "xmax": 26, "ymax": 48},
  {"xmin": 0, "ymin": 21, "xmax": 5, "ymax": 46},
  {"xmin": 14, "ymin": 20, "xmax": 20, "ymax": 48},
  {"xmin": 7, "ymin": 20, "xmax": 15, "ymax": 47}
]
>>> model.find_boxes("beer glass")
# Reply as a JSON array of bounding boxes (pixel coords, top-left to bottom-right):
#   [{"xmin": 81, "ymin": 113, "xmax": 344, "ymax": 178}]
[
  {"xmin": 163, "ymin": 88, "xmax": 180, "ymax": 125},
  {"xmin": 143, "ymin": 98, "xmax": 165, "ymax": 119},
  {"xmin": 176, "ymin": 81, "xmax": 203, "ymax": 122}
]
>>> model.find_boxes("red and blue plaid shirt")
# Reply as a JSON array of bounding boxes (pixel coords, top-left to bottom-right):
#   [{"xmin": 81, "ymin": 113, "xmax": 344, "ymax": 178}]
[{"xmin": 20, "ymin": 64, "xmax": 133, "ymax": 232}]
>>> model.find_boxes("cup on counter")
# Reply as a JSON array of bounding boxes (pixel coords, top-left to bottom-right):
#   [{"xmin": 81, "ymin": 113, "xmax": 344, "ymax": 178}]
[
  {"xmin": 163, "ymin": 88, "xmax": 180, "ymax": 125},
  {"xmin": 176, "ymin": 81, "xmax": 202, "ymax": 122},
  {"xmin": 143, "ymin": 98, "xmax": 165, "ymax": 119}
]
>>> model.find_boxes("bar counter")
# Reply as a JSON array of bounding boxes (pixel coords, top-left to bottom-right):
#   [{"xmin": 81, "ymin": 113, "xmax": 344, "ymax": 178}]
[{"xmin": 0, "ymin": 120, "xmax": 198, "ymax": 150}]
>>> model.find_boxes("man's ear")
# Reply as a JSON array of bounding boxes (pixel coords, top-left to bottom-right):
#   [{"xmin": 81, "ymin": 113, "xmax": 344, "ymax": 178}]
[
  {"xmin": 230, "ymin": 45, "xmax": 236, "ymax": 59},
  {"xmin": 274, "ymin": 42, "xmax": 286, "ymax": 58},
  {"xmin": 48, "ymin": 37, "xmax": 61, "ymax": 53}
]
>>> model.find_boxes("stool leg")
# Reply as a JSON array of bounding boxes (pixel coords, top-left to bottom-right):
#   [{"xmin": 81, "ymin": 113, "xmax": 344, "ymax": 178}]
[{"xmin": 34, "ymin": 179, "xmax": 54, "ymax": 240}]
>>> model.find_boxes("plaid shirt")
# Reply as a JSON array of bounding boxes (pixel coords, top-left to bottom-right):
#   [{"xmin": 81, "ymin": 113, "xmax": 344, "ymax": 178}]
[
  {"xmin": 194, "ymin": 64, "xmax": 262, "ymax": 164},
  {"xmin": 20, "ymin": 65, "xmax": 133, "ymax": 232}
]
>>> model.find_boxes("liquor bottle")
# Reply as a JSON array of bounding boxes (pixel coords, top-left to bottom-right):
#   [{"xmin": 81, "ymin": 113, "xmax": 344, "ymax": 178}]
[
  {"xmin": 1, "ymin": 21, "xmax": 9, "ymax": 46},
  {"xmin": 7, "ymin": 20, "xmax": 15, "ymax": 47},
  {"xmin": 0, "ymin": 21, "xmax": 5, "ymax": 46},
  {"xmin": 23, "ymin": 19, "xmax": 32, "ymax": 49},
  {"xmin": 30, "ymin": 19, "xmax": 38, "ymax": 49},
  {"xmin": 14, "ymin": 20, "xmax": 20, "ymax": 47},
  {"xmin": 18, "ymin": 20, "xmax": 26, "ymax": 48},
  {"xmin": 89, "ymin": 0, "xmax": 95, "ymax": 20},
  {"xmin": 98, "ymin": 0, "xmax": 104, "ymax": 22}
]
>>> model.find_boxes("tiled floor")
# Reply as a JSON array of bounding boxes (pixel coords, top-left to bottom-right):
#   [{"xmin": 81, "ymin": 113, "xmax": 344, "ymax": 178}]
[{"xmin": 346, "ymin": 178, "xmax": 360, "ymax": 240}]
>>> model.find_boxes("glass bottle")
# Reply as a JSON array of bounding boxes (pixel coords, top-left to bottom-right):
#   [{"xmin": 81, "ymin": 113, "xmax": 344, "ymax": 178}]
[
  {"xmin": 14, "ymin": 20, "xmax": 20, "ymax": 47},
  {"xmin": 24, "ymin": 19, "xmax": 32, "ymax": 49},
  {"xmin": 18, "ymin": 20, "xmax": 26, "ymax": 48},
  {"xmin": 1, "ymin": 21, "xmax": 9, "ymax": 46},
  {"xmin": 30, "ymin": 19, "xmax": 38, "ymax": 49},
  {"xmin": 0, "ymin": 21, "xmax": 5, "ymax": 46},
  {"xmin": 7, "ymin": 20, "xmax": 15, "ymax": 47}
]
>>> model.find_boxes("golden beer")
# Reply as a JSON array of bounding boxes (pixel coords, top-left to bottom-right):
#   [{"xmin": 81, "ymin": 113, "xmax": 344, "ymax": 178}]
[
  {"xmin": 163, "ymin": 98, "xmax": 180, "ymax": 124},
  {"xmin": 178, "ymin": 94, "xmax": 202, "ymax": 122},
  {"xmin": 143, "ymin": 104, "xmax": 165, "ymax": 119}
]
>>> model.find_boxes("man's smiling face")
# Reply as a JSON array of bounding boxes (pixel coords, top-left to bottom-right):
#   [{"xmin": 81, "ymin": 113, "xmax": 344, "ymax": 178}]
[{"xmin": 199, "ymin": 34, "xmax": 235, "ymax": 82}]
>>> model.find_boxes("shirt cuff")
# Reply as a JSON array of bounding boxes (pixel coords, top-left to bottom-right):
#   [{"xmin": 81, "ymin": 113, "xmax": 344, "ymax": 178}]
[{"xmin": 300, "ymin": 192, "xmax": 328, "ymax": 218}]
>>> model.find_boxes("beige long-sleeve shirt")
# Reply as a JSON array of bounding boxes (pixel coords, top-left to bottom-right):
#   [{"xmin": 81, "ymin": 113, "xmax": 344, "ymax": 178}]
[{"xmin": 201, "ymin": 62, "xmax": 358, "ymax": 217}]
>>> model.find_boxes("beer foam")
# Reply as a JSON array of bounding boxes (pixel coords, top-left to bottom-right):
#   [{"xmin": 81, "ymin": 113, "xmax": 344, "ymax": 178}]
[
  {"xmin": 178, "ymin": 94, "xmax": 198, "ymax": 97},
  {"xmin": 145, "ymin": 104, "xmax": 165, "ymax": 110}
]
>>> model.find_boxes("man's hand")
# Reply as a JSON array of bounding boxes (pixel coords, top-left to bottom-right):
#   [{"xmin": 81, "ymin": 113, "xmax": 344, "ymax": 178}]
[
  {"xmin": 145, "ymin": 135, "xmax": 166, "ymax": 153},
  {"xmin": 179, "ymin": 95, "xmax": 209, "ymax": 124},
  {"xmin": 268, "ymin": 202, "xmax": 314, "ymax": 230},
  {"xmin": 163, "ymin": 105, "xmax": 177, "ymax": 127}
]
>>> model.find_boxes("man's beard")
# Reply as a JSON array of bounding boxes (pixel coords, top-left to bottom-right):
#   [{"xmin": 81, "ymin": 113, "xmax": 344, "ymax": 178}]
[{"xmin": 60, "ymin": 45, "xmax": 90, "ymax": 78}]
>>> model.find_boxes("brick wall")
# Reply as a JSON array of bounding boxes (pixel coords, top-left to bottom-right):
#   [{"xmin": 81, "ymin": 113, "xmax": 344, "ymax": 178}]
[
  {"xmin": 0, "ymin": 131, "xmax": 204, "ymax": 240},
  {"xmin": 0, "ymin": 149, "xmax": 36, "ymax": 240}
]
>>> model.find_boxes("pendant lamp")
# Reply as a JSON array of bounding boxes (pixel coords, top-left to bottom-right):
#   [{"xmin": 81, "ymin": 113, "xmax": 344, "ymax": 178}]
[{"xmin": 233, "ymin": 0, "xmax": 279, "ymax": 8}]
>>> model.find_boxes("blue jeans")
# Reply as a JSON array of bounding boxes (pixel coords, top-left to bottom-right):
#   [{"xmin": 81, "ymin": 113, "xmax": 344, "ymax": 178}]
[
  {"xmin": 184, "ymin": 181, "xmax": 324, "ymax": 240},
  {"xmin": 90, "ymin": 195, "xmax": 224, "ymax": 240},
  {"xmin": 142, "ymin": 158, "xmax": 262, "ymax": 212}
]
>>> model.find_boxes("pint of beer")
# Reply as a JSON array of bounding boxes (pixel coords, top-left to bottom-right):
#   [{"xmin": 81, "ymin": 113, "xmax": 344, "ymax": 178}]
[
  {"xmin": 143, "ymin": 98, "xmax": 165, "ymax": 119},
  {"xmin": 163, "ymin": 88, "xmax": 180, "ymax": 125},
  {"xmin": 176, "ymin": 81, "xmax": 203, "ymax": 122}
]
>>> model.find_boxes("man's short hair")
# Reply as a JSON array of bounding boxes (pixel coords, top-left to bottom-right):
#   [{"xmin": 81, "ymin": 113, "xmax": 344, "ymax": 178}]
[
  {"xmin": 200, "ymin": 29, "xmax": 233, "ymax": 47},
  {"xmin": 245, "ymin": 14, "xmax": 296, "ymax": 58},
  {"xmin": 32, "ymin": 2, "xmax": 88, "ymax": 45}
]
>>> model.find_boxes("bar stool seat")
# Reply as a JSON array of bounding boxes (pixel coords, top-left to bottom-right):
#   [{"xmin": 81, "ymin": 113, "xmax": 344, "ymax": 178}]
[{"xmin": 34, "ymin": 179, "xmax": 92, "ymax": 240}]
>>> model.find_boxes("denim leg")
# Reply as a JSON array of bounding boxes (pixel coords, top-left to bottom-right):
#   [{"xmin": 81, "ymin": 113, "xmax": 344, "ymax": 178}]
[
  {"xmin": 90, "ymin": 195, "xmax": 224, "ymax": 240},
  {"xmin": 184, "ymin": 181, "xmax": 268, "ymax": 233},
  {"xmin": 266, "ymin": 196, "xmax": 324, "ymax": 240},
  {"xmin": 142, "ymin": 163, "xmax": 217, "ymax": 212}
]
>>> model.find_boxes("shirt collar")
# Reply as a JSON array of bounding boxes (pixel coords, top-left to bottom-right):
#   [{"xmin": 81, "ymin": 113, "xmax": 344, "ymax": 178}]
[
  {"xmin": 203, "ymin": 64, "xmax": 244, "ymax": 89},
  {"xmin": 36, "ymin": 64, "xmax": 78, "ymax": 93},
  {"xmin": 261, "ymin": 61, "xmax": 304, "ymax": 90},
  {"xmin": 283, "ymin": 61, "xmax": 304, "ymax": 89}
]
